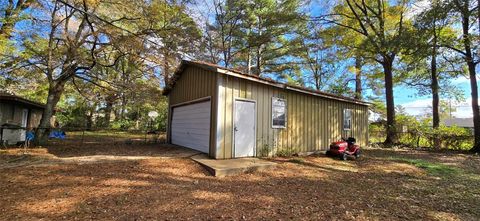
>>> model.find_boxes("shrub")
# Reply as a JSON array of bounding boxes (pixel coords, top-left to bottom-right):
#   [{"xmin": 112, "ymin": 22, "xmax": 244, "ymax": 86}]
[
  {"xmin": 258, "ymin": 143, "xmax": 272, "ymax": 157},
  {"xmin": 431, "ymin": 125, "xmax": 473, "ymax": 150},
  {"xmin": 370, "ymin": 115, "xmax": 474, "ymax": 150},
  {"xmin": 275, "ymin": 148, "xmax": 298, "ymax": 157},
  {"xmin": 111, "ymin": 119, "xmax": 135, "ymax": 130}
]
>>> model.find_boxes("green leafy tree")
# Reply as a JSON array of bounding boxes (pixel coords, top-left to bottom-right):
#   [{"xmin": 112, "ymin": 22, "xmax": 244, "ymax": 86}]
[
  {"xmin": 203, "ymin": 0, "xmax": 307, "ymax": 79},
  {"xmin": 203, "ymin": 0, "xmax": 245, "ymax": 67},
  {"xmin": 299, "ymin": 22, "xmax": 347, "ymax": 92},
  {"xmin": 401, "ymin": 0, "xmax": 463, "ymax": 147},
  {"xmin": 236, "ymin": 0, "xmax": 306, "ymax": 76},
  {"xmin": 142, "ymin": 0, "xmax": 202, "ymax": 85},
  {"xmin": 320, "ymin": 16, "xmax": 369, "ymax": 99},
  {"xmin": 7, "ymin": 0, "xmax": 156, "ymax": 142},
  {"xmin": 327, "ymin": 0, "xmax": 416, "ymax": 146},
  {"xmin": 411, "ymin": 1, "xmax": 456, "ymax": 128},
  {"xmin": 445, "ymin": 0, "xmax": 480, "ymax": 152},
  {"xmin": 0, "ymin": 0, "xmax": 35, "ymax": 40}
]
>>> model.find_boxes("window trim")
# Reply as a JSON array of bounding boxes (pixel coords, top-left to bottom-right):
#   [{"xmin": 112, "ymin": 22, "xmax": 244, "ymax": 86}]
[
  {"xmin": 343, "ymin": 108, "xmax": 352, "ymax": 131},
  {"xmin": 271, "ymin": 97, "xmax": 287, "ymax": 129}
]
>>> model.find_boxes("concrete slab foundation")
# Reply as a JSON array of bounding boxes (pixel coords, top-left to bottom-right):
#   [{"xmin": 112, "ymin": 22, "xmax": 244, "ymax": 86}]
[{"xmin": 191, "ymin": 155, "xmax": 277, "ymax": 177}]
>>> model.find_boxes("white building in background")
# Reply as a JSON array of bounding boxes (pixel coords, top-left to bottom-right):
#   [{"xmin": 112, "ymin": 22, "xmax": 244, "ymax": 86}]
[{"xmin": 442, "ymin": 118, "xmax": 474, "ymax": 134}]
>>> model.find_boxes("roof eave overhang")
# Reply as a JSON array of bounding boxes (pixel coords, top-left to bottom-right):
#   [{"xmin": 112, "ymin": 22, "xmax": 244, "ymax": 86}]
[
  {"xmin": 0, "ymin": 96, "xmax": 46, "ymax": 109},
  {"xmin": 163, "ymin": 60, "xmax": 371, "ymax": 106},
  {"xmin": 217, "ymin": 68, "xmax": 370, "ymax": 106}
]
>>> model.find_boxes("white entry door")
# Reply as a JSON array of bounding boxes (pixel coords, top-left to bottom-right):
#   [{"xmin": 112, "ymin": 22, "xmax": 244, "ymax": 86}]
[
  {"xmin": 234, "ymin": 100, "xmax": 256, "ymax": 158},
  {"xmin": 171, "ymin": 101, "xmax": 211, "ymax": 153},
  {"xmin": 20, "ymin": 109, "xmax": 28, "ymax": 141},
  {"xmin": 21, "ymin": 109, "xmax": 28, "ymax": 127}
]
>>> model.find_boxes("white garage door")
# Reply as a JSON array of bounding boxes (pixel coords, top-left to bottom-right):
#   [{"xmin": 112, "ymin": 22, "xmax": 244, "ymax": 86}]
[{"xmin": 171, "ymin": 100, "xmax": 211, "ymax": 153}]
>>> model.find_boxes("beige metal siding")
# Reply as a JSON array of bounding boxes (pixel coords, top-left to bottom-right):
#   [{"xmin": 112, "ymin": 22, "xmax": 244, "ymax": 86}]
[
  {"xmin": 167, "ymin": 66, "xmax": 218, "ymax": 157},
  {"xmin": 217, "ymin": 74, "xmax": 369, "ymax": 158},
  {"xmin": 169, "ymin": 67, "xmax": 217, "ymax": 105}
]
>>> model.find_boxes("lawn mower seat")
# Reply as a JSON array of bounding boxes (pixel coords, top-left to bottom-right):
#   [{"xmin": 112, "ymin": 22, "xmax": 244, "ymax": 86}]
[{"xmin": 346, "ymin": 137, "xmax": 356, "ymax": 145}]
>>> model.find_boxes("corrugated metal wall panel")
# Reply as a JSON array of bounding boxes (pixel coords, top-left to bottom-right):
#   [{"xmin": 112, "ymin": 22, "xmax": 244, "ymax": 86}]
[
  {"xmin": 169, "ymin": 67, "xmax": 217, "ymax": 106},
  {"xmin": 217, "ymin": 74, "xmax": 368, "ymax": 158}
]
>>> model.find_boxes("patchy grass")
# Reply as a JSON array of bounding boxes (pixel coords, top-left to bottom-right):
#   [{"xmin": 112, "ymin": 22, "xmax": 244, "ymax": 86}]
[
  {"xmin": 287, "ymin": 158, "xmax": 304, "ymax": 164},
  {"xmin": 43, "ymin": 131, "xmax": 166, "ymax": 148},
  {"xmin": 387, "ymin": 157, "xmax": 462, "ymax": 177}
]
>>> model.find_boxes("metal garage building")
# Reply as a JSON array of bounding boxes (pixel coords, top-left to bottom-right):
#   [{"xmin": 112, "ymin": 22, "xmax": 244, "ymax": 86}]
[{"xmin": 163, "ymin": 60, "xmax": 369, "ymax": 159}]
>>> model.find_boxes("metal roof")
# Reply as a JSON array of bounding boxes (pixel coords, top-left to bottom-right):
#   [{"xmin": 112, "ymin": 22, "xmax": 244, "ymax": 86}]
[
  {"xmin": 163, "ymin": 60, "xmax": 370, "ymax": 106},
  {"xmin": 443, "ymin": 118, "xmax": 474, "ymax": 128},
  {"xmin": 0, "ymin": 92, "xmax": 46, "ymax": 109}
]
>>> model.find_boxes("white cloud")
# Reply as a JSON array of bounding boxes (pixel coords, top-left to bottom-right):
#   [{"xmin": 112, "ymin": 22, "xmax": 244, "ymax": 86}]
[
  {"xmin": 401, "ymin": 98, "xmax": 432, "ymax": 116},
  {"xmin": 369, "ymin": 110, "xmax": 382, "ymax": 122},
  {"xmin": 451, "ymin": 75, "xmax": 480, "ymax": 85},
  {"xmin": 406, "ymin": 0, "xmax": 430, "ymax": 19},
  {"xmin": 400, "ymin": 98, "xmax": 474, "ymax": 118},
  {"xmin": 450, "ymin": 98, "xmax": 474, "ymax": 118},
  {"xmin": 402, "ymin": 98, "xmax": 432, "ymax": 107}
]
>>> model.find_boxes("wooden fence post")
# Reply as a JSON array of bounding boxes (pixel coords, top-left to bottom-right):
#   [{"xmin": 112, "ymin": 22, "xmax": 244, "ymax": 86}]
[
  {"xmin": 81, "ymin": 129, "xmax": 85, "ymax": 147},
  {"xmin": 144, "ymin": 131, "xmax": 147, "ymax": 144}
]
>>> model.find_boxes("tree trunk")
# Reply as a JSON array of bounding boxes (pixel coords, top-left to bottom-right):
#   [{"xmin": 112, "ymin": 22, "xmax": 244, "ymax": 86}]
[
  {"xmin": 459, "ymin": 7, "xmax": 480, "ymax": 153},
  {"xmin": 255, "ymin": 15, "xmax": 263, "ymax": 76},
  {"xmin": 163, "ymin": 53, "xmax": 170, "ymax": 86},
  {"xmin": 86, "ymin": 106, "xmax": 94, "ymax": 130},
  {"xmin": 120, "ymin": 95, "xmax": 127, "ymax": 120},
  {"xmin": 314, "ymin": 68, "xmax": 321, "ymax": 90},
  {"xmin": 383, "ymin": 56, "xmax": 397, "ymax": 146},
  {"xmin": 246, "ymin": 26, "xmax": 252, "ymax": 74},
  {"xmin": 467, "ymin": 62, "xmax": 480, "ymax": 152},
  {"xmin": 255, "ymin": 46, "xmax": 262, "ymax": 76},
  {"xmin": 35, "ymin": 80, "xmax": 66, "ymax": 145},
  {"xmin": 429, "ymin": 0, "xmax": 441, "ymax": 149},
  {"xmin": 354, "ymin": 55, "xmax": 362, "ymax": 99},
  {"xmin": 247, "ymin": 49, "xmax": 252, "ymax": 74},
  {"xmin": 474, "ymin": 0, "xmax": 480, "ymax": 153},
  {"xmin": 431, "ymin": 32, "xmax": 441, "ymax": 149},
  {"xmin": 104, "ymin": 101, "xmax": 113, "ymax": 128}
]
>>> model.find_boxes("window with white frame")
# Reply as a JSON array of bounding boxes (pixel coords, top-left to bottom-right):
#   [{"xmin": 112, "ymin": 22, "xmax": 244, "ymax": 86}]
[
  {"xmin": 272, "ymin": 97, "xmax": 286, "ymax": 128},
  {"xmin": 343, "ymin": 109, "xmax": 352, "ymax": 130}
]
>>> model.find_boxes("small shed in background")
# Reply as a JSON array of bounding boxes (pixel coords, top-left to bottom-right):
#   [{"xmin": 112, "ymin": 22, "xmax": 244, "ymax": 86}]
[
  {"xmin": 163, "ymin": 60, "xmax": 370, "ymax": 159},
  {"xmin": 0, "ymin": 92, "xmax": 45, "ymax": 145}
]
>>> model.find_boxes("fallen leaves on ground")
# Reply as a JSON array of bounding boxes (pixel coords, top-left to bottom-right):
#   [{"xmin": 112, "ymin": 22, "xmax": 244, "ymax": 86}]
[{"xmin": 0, "ymin": 146, "xmax": 479, "ymax": 220}]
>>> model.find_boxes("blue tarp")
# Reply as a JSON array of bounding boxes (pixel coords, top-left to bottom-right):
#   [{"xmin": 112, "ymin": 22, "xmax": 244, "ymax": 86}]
[
  {"xmin": 49, "ymin": 130, "xmax": 66, "ymax": 139},
  {"xmin": 26, "ymin": 131, "xmax": 35, "ymax": 141}
]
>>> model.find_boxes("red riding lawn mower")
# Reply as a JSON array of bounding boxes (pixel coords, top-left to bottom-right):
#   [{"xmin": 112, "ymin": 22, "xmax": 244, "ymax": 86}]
[{"xmin": 326, "ymin": 137, "xmax": 361, "ymax": 160}]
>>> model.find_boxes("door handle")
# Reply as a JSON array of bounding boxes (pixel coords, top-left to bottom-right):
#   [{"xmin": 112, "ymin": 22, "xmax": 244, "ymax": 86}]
[{"xmin": 234, "ymin": 126, "xmax": 238, "ymax": 132}]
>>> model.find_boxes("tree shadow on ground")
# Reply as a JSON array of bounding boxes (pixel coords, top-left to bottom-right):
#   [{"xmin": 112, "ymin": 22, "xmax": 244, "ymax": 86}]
[
  {"xmin": 43, "ymin": 143, "xmax": 200, "ymax": 158},
  {"xmin": 364, "ymin": 148, "xmax": 480, "ymax": 174},
  {"xmin": 1, "ymin": 151, "xmax": 479, "ymax": 220}
]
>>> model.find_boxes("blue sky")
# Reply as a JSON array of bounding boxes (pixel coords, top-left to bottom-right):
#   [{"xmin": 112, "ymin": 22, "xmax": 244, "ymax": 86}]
[
  {"xmin": 307, "ymin": 0, "xmax": 477, "ymax": 119},
  {"xmin": 6, "ymin": 0, "xmax": 477, "ymax": 119},
  {"xmin": 395, "ymin": 76, "xmax": 477, "ymax": 118}
]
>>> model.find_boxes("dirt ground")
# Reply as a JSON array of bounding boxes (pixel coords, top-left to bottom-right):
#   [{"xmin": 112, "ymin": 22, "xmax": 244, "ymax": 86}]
[{"xmin": 0, "ymin": 145, "xmax": 479, "ymax": 221}]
